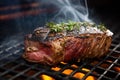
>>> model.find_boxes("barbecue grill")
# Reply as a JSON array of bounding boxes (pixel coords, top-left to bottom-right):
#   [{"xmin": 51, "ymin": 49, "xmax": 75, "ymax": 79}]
[
  {"xmin": 0, "ymin": 31, "xmax": 120, "ymax": 80},
  {"xmin": 0, "ymin": 0, "xmax": 120, "ymax": 80}
]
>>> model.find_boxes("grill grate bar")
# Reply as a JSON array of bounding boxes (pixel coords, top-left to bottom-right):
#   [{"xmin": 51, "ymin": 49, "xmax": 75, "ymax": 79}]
[
  {"xmin": 97, "ymin": 56, "xmax": 120, "ymax": 80},
  {"xmin": 68, "ymin": 61, "xmax": 90, "ymax": 76},
  {"xmin": 9, "ymin": 66, "xmax": 32, "ymax": 80},
  {"xmin": 0, "ymin": 63, "xmax": 23, "ymax": 76},
  {"xmin": 81, "ymin": 54, "xmax": 112, "ymax": 80}
]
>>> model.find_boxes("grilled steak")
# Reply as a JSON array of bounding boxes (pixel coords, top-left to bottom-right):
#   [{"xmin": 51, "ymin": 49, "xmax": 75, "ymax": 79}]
[{"xmin": 23, "ymin": 21, "xmax": 113, "ymax": 65}]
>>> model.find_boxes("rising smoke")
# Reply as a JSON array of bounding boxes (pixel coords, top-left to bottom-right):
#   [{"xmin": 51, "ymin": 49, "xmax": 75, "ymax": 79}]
[{"xmin": 41, "ymin": 0, "xmax": 93, "ymax": 23}]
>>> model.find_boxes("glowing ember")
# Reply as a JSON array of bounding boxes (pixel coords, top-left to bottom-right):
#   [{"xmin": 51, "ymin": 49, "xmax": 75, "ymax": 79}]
[
  {"xmin": 51, "ymin": 67, "xmax": 61, "ymax": 71},
  {"xmin": 73, "ymin": 72, "xmax": 85, "ymax": 79},
  {"xmin": 82, "ymin": 68, "xmax": 90, "ymax": 72},
  {"xmin": 113, "ymin": 66, "xmax": 120, "ymax": 72},
  {"xmin": 60, "ymin": 62, "xmax": 67, "ymax": 65},
  {"xmin": 62, "ymin": 69, "xmax": 73, "ymax": 75},
  {"xmin": 106, "ymin": 60, "xmax": 113, "ymax": 63},
  {"xmin": 86, "ymin": 76, "xmax": 96, "ymax": 80},
  {"xmin": 73, "ymin": 72, "xmax": 96, "ymax": 80},
  {"xmin": 40, "ymin": 74, "xmax": 55, "ymax": 80},
  {"xmin": 71, "ymin": 64, "xmax": 78, "ymax": 68}
]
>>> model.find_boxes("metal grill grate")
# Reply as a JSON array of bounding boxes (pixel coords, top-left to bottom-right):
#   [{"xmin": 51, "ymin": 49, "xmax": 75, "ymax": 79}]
[{"xmin": 0, "ymin": 33, "xmax": 120, "ymax": 80}]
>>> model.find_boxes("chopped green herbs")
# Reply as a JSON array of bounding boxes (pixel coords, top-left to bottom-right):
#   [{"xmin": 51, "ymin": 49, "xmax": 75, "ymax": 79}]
[
  {"xmin": 97, "ymin": 23, "xmax": 107, "ymax": 31},
  {"xmin": 46, "ymin": 21, "xmax": 107, "ymax": 33}
]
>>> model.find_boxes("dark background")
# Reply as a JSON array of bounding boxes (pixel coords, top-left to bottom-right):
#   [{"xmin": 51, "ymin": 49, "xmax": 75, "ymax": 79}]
[
  {"xmin": 88, "ymin": 0, "xmax": 120, "ymax": 30},
  {"xmin": 0, "ymin": 0, "xmax": 120, "ymax": 42}
]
